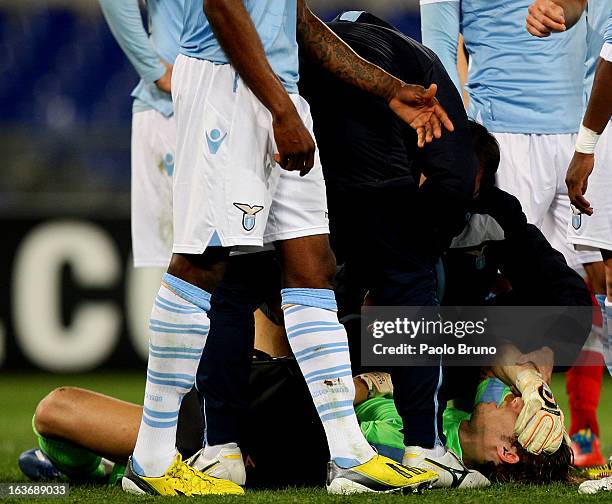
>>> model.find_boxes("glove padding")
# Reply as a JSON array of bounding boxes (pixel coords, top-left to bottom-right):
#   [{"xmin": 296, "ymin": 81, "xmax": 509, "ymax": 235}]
[
  {"xmin": 514, "ymin": 369, "xmax": 565, "ymax": 454},
  {"xmin": 356, "ymin": 372, "xmax": 394, "ymax": 398}
]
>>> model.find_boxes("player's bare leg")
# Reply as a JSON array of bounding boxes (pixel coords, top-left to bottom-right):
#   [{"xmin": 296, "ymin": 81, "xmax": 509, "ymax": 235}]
[
  {"xmin": 35, "ymin": 387, "xmax": 141, "ymax": 464},
  {"xmin": 18, "ymin": 388, "xmax": 142, "ymax": 482}
]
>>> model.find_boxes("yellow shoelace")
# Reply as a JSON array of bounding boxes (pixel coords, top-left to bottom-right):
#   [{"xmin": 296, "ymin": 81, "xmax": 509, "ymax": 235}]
[{"xmin": 167, "ymin": 461, "xmax": 216, "ymax": 494}]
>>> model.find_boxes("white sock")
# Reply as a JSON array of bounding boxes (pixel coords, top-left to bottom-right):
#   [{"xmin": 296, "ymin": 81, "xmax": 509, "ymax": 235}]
[
  {"xmin": 203, "ymin": 442, "xmax": 238, "ymax": 460},
  {"xmin": 282, "ymin": 288, "xmax": 375, "ymax": 468},
  {"xmin": 132, "ymin": 274, "xmax": 211, "ymax": 477}
]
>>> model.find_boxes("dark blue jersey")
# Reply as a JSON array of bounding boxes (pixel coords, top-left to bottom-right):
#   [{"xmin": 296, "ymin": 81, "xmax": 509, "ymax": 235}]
[{"xmin": 299, "ymin": 12, "xmax": 476, "ymax": 202}]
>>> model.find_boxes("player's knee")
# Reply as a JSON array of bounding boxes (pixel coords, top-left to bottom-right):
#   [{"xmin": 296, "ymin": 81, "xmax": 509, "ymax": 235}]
[
  {"xmin": 34, "ymin": 387, "xmax": 76, "ymax": 437},
  {"xmin": 167, "ymin": 251, "xmax": 229, "ymax": 293},
  {"xmin": 284, "ymin": 248, "xmax": 337, "ymax": 289}
]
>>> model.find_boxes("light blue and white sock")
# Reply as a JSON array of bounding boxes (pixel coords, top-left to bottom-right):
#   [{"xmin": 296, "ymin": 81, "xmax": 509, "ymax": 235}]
[
  {"xmin": 282, "ymin": 288, "xmax": 375, "ymax": 468},
  {"xmin": 132, "ymin": 273, "xmax": 211, "ymax": 477}
]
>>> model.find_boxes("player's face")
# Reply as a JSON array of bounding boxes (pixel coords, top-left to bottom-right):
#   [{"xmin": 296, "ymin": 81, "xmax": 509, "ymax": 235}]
[
  {"xmin": 495, "ymin": 394, "xmax": 524, "ymax": 435},
  {"xmin": 474, "ymin": 394, "xmax": 525, "ymax": 464}
]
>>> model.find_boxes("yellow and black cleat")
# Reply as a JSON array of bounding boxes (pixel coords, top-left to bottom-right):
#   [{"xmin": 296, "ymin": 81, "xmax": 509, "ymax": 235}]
[
  {"xmin": 584, "ymin": 461, "xmax": 612, "ymax": 481},
  {"xmin": 326, "ymin": 454, "xmax": 438, "ymax": 494},
  {"xmin": 122, "ymin": 453, "xmax": 244, "ymax": 496}
]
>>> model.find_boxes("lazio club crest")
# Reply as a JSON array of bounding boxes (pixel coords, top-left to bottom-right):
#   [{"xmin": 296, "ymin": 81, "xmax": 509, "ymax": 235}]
[{"xmin": 233, "ymin": 203, "xmax": 264, "ymax": 231}]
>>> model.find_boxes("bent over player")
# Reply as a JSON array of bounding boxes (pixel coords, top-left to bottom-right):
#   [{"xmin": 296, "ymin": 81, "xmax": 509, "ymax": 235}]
[
  {"xmin": 124, "ymin": 0, "xmax": 454, "ymax": 496},
  {"xmin": 299, "ymin": 11, "xmax": 481, "ymax": 486}
]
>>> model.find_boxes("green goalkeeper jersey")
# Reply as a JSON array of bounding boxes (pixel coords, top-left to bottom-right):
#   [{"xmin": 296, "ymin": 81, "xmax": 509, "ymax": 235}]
[{"xmin": 355, "ymin": 377, "xmax": 512, "ymax": 461}]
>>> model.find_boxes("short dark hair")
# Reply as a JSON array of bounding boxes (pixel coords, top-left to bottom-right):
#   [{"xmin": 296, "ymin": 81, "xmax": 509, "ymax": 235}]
[
  {"xmin": 477, "ymin": 439, "xmax": 573, "ymax": 485},
  {"xmin": 469, "ymin": 120, "xmax": 500, "ymax": 190}
]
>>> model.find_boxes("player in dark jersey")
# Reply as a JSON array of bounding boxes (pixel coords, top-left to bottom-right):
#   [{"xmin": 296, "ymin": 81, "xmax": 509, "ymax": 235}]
[{"xmin": 298, "ymin": 10, "xmax": 480, "ymax": 478}]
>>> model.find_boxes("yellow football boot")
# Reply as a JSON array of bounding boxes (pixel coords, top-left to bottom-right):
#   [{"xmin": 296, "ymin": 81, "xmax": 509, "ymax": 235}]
[
  {"xmin": 326, "ymin": 454, "xmax": 438, "ymax": 494},
  {"xmin": 122, "ymin": 453, "xmax": 244, "ymax": 496}
]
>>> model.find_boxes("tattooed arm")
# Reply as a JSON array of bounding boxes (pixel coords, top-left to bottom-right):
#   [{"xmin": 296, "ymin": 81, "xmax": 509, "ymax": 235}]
[{"xmin": 296, "ymin": 2, "xmax": 454, "ymax": 146}]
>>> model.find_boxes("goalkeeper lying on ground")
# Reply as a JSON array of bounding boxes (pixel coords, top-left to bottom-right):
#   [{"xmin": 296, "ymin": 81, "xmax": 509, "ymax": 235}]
[{"xmin": 19, "ymin": 349, "xmax": 574, "ymax": 489}]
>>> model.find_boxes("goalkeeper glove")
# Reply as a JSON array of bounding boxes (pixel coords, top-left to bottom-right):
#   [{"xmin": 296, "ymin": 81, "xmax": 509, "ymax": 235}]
[
  {"xmin": 356, "ymin": 372, "xmax": 393, "ymax": 398},
  {"xmin": 514, "ymin": 369, "xmax": 565, "ymax": 454}
]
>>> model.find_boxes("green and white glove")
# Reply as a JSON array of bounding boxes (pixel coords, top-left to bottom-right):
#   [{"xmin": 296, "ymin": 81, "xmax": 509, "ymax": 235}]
[
  {"xmin": 514, "ymin": 369, "xmax": 565, "ymax": 454},
  {"xmin": 356, "ymin": 372, "xmax": 394, "ymax": 398}
]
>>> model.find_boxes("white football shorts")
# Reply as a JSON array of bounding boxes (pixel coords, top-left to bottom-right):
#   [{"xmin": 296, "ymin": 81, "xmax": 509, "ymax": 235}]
[
  {"xmin": 567, "ymin": 123, "xmax": 612, "ymax": 253},
  {"xmin": 494, "ymin": 132, "xmax": 601, "ymax": 270},
  {"xmin": 171, "ymin": 54, "xmax": 329, "ymax": 254},
  {"xmin": 131, "ymin": 109, "xmax": 175, "ymax": 268}
]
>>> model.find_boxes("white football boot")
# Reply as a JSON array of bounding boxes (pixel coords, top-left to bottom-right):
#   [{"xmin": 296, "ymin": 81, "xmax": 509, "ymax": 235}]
[
  {"xmin": 579, "ymin": 476, "xmax": 612, "ymax": 495},
  {"xmin": 187, "ymin": 444, "xmax": 246, "ymax": 486},
  {"xmin": 403, "ymin": 446, "xmax": 490, "ymax": 489}
]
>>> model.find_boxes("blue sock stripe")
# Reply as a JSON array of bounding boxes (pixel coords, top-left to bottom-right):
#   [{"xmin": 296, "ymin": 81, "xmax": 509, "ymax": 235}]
[
  {"xmin": 297, "ymin": 346, "xmax": 350, "ymax": 363},
  {"xmin": 163, "ymin": 274, "xmax": 211, "ymax": 311},
  {"xmin": 292, "ymin": 341, "xmax": 349, "ymax": 358},
  {"xmin": 142, "ymin": 415, "xmax": 179, "ymax": 429},
  {"xmin": 150, "ymin": 351, "xmax": 201, "ymax": 360},
  {"xmin": 281, "ymin": 288, "xmax": 337, "ymax": 311},
  {"xmin": 333, "ymin": 457, "xmax": 362, "ymax": 469},
  {"xmin": 154, "ymin": 299, "xmax": 202, "ymax": 314},
  {"xmin": 149, "ymin": 325, "xmax": 209, "ymax": 336},
  {"xmin": 303, "ymin": 364, "xmax": 352, "ymax": 380},
  {"xmin": 147, "ymin": 369, "xmax": 195, "ymax": 382},
  {"xmin": 143, "ymin": 407, "xmax": 180, "ymax": 419},
  {"xmin": 320, "ymin": 407, "xmax": 355, "ymax": 423},
  {"xmin": 283, "ymin": 305, "xmax": 310, "ymax": 316},
  {"xmin": 132, "ymin": 458, "xmax": 146, "ymax": 476},
  {"xmin": 146, "ymin": 375, "xmax": 193, "ymax": 390},
  {"xmin": 316, "ymin": 400, "xmax": 355, "ymax": 414},
  {"xmin": 156, "ymin": 295, "xmax": 202, "ymax": 312},
  {"xmin": 149, "ymin": 319, "xmax": 209, "ymax": 330},
  {"xmin": 150, "ymin": 344, "xmax": 203, "ymax": 355},
  {"xmin": 288, "ymin": 325, "xmax": 344, "ymax": 339},
  {"xmin": 595, "ymin": 294, "xmax": 607, "ymax": 309},
  {"xmin": 306, "ymin": 369, "xmax": 354, "ymax": 385},
  {"xmin": 286, "ymin": 320, "xmax": 340, "ymax": 334}
]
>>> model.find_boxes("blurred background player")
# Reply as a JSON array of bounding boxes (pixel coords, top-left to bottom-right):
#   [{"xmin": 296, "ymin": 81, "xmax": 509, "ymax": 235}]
[
  {"xmin": 420, "ymin": 0, "xmax": 608, "ymax": 469},
  {"xmin": 98, "ymin": 0, "xmax": 177, "ymax": 269},
  {"xmin": 526, "ymin": 0, "xmax": 612, "ymax": 469},
  {"xmin": 125, "ymin": 0, "xmax": 454, "ymax": 495}
]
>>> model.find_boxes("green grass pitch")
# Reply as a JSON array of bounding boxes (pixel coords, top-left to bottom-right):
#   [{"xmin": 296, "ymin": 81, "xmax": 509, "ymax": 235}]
[{"xmin": 0, "ymin": 372, "xmax": 610, "ymax": 503}]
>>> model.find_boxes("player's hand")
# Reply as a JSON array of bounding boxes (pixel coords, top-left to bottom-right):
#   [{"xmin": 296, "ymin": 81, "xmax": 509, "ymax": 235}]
[
  {"xmin": 526, "ymin": 0, "xmax": 567, "ymax": 37},
  {"xmin": 566, "ymin": 151, "xmax": 594, "ymax": 215},
  {"xmin": 515, "ymin": 346, "xmax": 554, "ymax": 384},
  {"xmin": 514, "ymin": 369, "xmax": 565, "ymax": 454},
  {"xmin": 155, "ymin": 61, "xmax": 173, "ymax": 94},
  {"xmin": 272, "ymin": 106, "xmax": 316, "ymax": 177},
  {"xmin": 356, "ymin": 372, "xmax": 394, "ymax": 398},
  {"xmin": 388, "ymin": 83, "xmax": 454, "ymax": 148}
]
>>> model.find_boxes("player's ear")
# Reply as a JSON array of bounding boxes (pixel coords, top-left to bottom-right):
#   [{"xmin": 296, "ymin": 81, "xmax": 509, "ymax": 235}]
[
  {"xmin": 509, "ymin": 396, "xmax": 524, "ymax": 414},
  {"xmin": 497, "ymin": 443, "xmax": 520, "ymax": 465}
]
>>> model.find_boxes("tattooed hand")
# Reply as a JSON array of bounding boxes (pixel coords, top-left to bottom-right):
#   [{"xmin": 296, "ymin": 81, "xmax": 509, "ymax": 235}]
[{"xmin": 389, "ymin": 83, "xmax": 454, "ymax": 147}]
